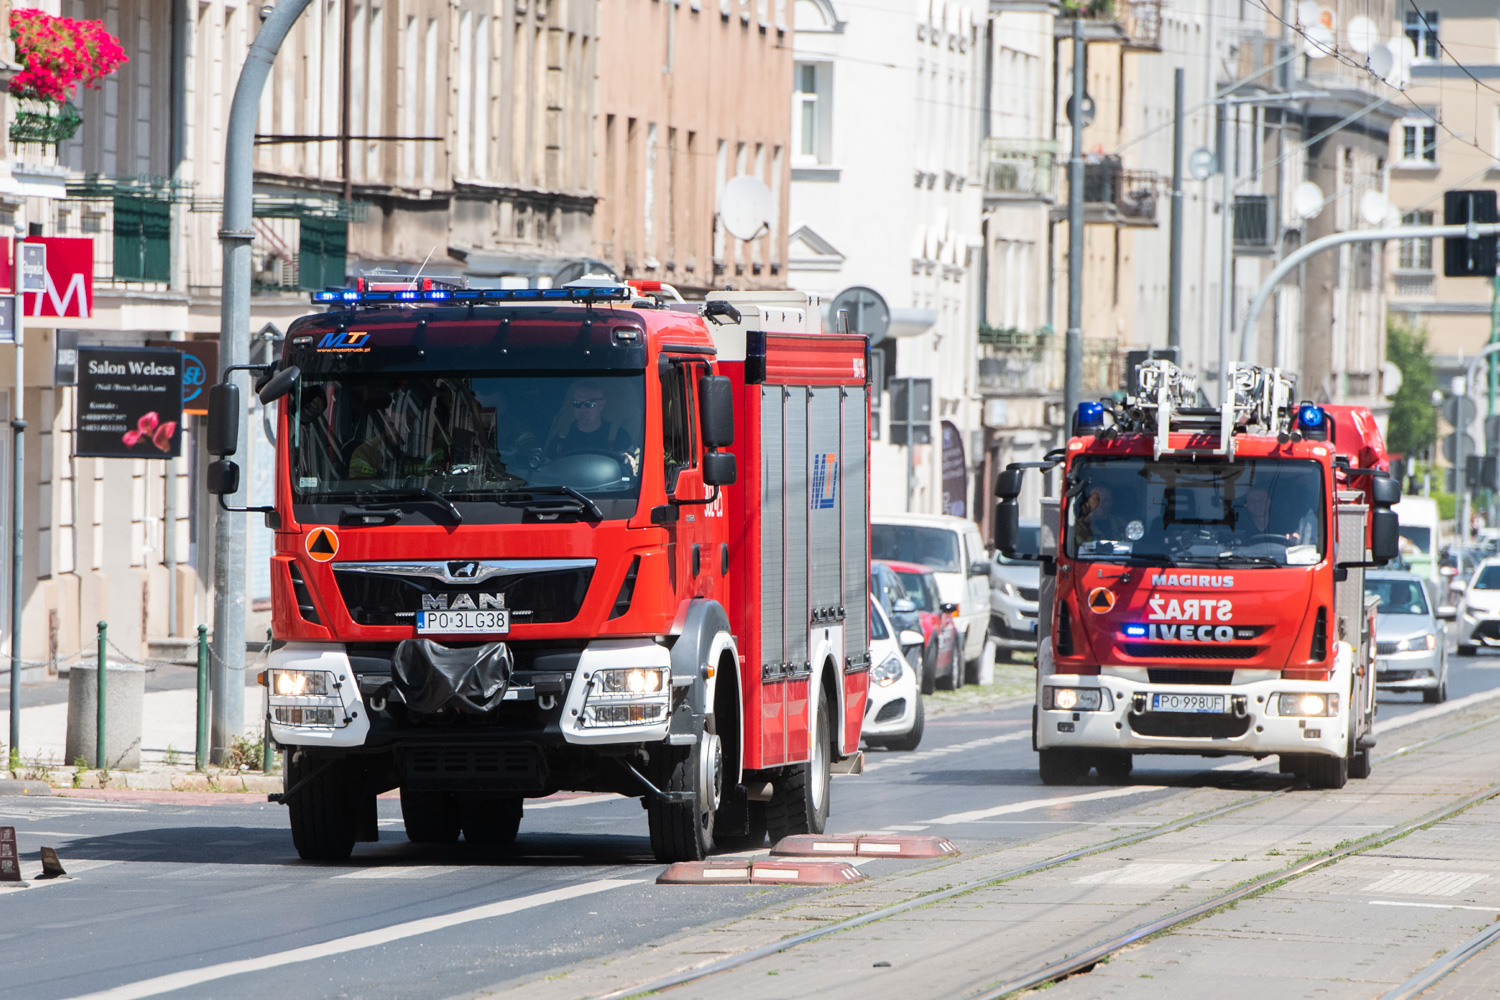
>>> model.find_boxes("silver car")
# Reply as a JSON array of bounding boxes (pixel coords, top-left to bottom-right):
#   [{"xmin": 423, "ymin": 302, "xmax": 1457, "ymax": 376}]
[
  {"xmin": 1368, "ymin": 570, "xmax": 1454, "ymax": 703},
  {"xmin": 989, "ymin": 522, "xmax": 1040, "ymax": 660}
]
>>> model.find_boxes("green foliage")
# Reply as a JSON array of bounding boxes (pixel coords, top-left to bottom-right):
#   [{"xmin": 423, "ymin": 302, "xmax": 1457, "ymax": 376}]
[
  {"xmin": 224, "ymin": 733, "xmax": 266, "ymax": 772},
  {"xmin": 1386, "ymin": 317, "xmax": 1438, "ymax": 459}
]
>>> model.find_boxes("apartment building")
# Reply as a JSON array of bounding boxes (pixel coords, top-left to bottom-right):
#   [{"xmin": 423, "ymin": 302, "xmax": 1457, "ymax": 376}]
[{"xmin": 595, "ymin": 0, "xmax": 792, "ymax": 295}]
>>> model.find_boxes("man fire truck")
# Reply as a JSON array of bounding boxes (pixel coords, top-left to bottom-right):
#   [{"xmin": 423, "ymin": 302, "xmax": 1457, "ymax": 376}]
[
  {"xmin": 205, "ymin": 279, "xmax": 871, "ymax": 862},
  {"xmin": 994, "ymin": 360, "xmax": 1399, "ymax": 789}
]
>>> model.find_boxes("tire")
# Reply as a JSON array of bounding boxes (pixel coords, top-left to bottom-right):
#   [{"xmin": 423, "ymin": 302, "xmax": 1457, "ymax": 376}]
[
  {"xmin": 1458, "ymin": 643, "xmax": 1477, "ymax": 657},
  {"xmin": 882, "ymin": 694, "xmax": 925, "ymax": 752},
  {"xmin": 1302, "ymin": 753, "xmax": 1349, "ymax": 790},
  {"xmin": 937, "ymin": 644, "xmax": 961, "ymax": 691},
  {"xmin": 1348, "ymin": 747, "xmax": 1373, "ymax": 780},
  {"xmin": 766, "ymin": 698, "xmax": 833, "ymax": 842},
  {"xmin": 964, "ymin": 627, "xmax": 991, "ymax": 685},
  {"xmin": 646, "ymin": 722, "xmax": 720, "ymax": 863},
  {"xmin": 1278, "ymin": 754, "xmax": 1306, "ymax": 779},
  {"xmin": 460, "ymin": 796, "xmax": 523, "ymax": 846},
  {"xmin": 401, "ymin": 787, "xmax": 462, "ymax": 844},
  {"xmin": 1094, "ymin": 751, "xmax": 1133, "ymax": 783},
  {"xmin": 920, "ymin": 642, "xmax": 937, "ymax": 696},
  {"xmin": 1038, "ymin": 748, "xmax": 1090, "ymax": 785},
  {"xmin": 713, "ymin": 799, "xmax": 767, "ymax": 851},
  {"xmin": 287, "ymin": 751, "xmax": 359, "ymax": 862}
]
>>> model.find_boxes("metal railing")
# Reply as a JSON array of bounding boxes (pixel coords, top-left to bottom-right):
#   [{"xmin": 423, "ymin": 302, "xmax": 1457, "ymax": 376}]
[
  {"xmin": 1075, "ymin": 157, "xmax": 1162, "ymax": 224},
  {"xmin": 981, "ymin": 138, "xmax": 1060, "ymax": 201},
  {"xmin": 978, "ymin": 328, "xmax": 1062, "ymax": 392},
  {"xmin": 1121, "ymin": 0, "xmax": 1163, "ymax": 50}
]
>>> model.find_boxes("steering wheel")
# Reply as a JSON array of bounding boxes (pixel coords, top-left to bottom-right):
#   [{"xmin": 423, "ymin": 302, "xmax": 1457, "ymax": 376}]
[{"xmin": 534, "ymin": 450, "xmax": 629, "ymax": 490}]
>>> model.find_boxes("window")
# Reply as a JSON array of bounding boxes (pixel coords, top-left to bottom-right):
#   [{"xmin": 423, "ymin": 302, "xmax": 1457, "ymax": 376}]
[
  {"xmin": 659, "ymin": 363, "xmax": 695, "ymax": 492},
  {"xmin": 794, "ymin": 62, "xmax": 830, "ymax": 163},
  {"xmin": 1401, "ymin": 121, "xmax": 1437, "ymax": 163},
  {"xmin": 1399, "ymin": 210, "xmax": 1434, "ymax": 270},
  {"xmin": 112, "ymin": 196, "xmax": 171, "ymax": 283},
  {"xmin": 1404, "ymin": 10, "xmax": 1439, "ymax": 62}
]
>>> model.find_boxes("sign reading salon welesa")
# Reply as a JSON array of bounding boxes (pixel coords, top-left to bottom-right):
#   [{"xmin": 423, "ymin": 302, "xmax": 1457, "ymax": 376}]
[{"xmin": 76, "ymin": 347, "xmax": 183, "ymax": 459}]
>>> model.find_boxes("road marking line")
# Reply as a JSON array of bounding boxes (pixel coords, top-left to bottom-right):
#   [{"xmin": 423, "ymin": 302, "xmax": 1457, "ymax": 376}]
[
  {"xmin": 58, "ymin": 878, "xmax": 640, "ymax": 1000},
  {"xmin": 332, "ymin": 865, "xmax": 467, "ymax": 880},
  {"xmin": 926, "ymin": 785, "xmax": 1169, "ymax": 825},
  {"xmin": 1076, "ymin": 861, "xmax": 1219, "ymax": 885},
  {"xmin": 1375, "ymin": 688, "xmax": 1500, "ymax": 733},
  {"xmin": 862, "ymin": 731, "xmax": 1030, "ymax": 773},
  {"xmin": 526, "ymin": 793, "xmax": 625, "ymax": 810},
  {"xmin": 1371, "ymin": 900, "xmax": 1500, "ymax": 912}
]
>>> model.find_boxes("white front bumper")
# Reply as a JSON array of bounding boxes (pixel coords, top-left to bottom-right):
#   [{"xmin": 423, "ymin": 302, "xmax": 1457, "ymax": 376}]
[
  {"xmin": 862, "ymin": 667, "xmax": 919, "ymax": 737},
  {"xmin": 1035, "ymin": 670, "xmax": 1349, "ymax": 759}
]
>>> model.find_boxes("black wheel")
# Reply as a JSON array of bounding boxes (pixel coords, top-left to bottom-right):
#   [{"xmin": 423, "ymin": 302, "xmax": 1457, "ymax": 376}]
[
  {"xmin": 937, "ymin": 645, "xmax": 961, "ymax": 691},
  {"xmin": 1278, "ymin": 754, "xmax": 1305, "ymax": 779},
  {"xmin": 964, "ymin": 628, "xmax": 991, "ymax": 685},
  {"xmin": 646, "ymin": 722, "xmax": 720, "ymax": 863},
  {"xmin": 287, "ymin": 750, "xmax": 359, "ymax": 862},
  {"xmin": 460, "ymin": 796, "xmax": 523, "ymax": 845},
  {"xmin": 713, "ymin": 798, "xmax": 767, "ymax": 851},
  {"xmin": 766, "ymin": 697, "xmax": 833, "ymax": 842},
  {"xmin": 920, "ymin": 642, "xmax": 937, "ymax": 695},
  {"xmin": 400, "ymin": 788, "xmax": 462, "ymax": 844},
  {"xmin": 1301, "ymin": 753, "xmax": 1349, "ymax": 790},
  {"xmin": 1348, "ymin": 747, "xmax": 1373, "ymax": 779},
  {"xmin": 1458, "ymin": 643, "xmax": 1477, "ymax": 657},
  {"xmin": 881, "ymin": 694, "xmax": 925, "ymax": 752},
  {"xmin": 1038, "ymin": 748, "xmax": 1089, "ymax": 785},
  {"xmin": 1094, "ymin": 751, "xmax": 1133, "ymax": 783}
]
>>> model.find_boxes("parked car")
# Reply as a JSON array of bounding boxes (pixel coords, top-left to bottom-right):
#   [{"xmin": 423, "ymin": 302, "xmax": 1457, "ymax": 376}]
[
  {"xmin": 862, "ymin": 596, "xmax": 924, "ymax": 751},
  {"xmin": 872, "ymin": 514, "xmax": 991, "ymax": 681},
  {"xmin": 874, "ymin": 559, "xmax": 961, "ymax": 693},
  {"xmin": 1457, "ymin": 557, "xmax": 1500, "ymax": 656},
  {"xmin": 990, "ymin": 521, "xmax": 1040, "ymax": 661},
  {"xmin": 1367, "ymin": 570, "xmax": 1453, "ymax": 703},
  {"xmin": 870, "ymin": 560, "xmax": 926, "ymax": 666}
]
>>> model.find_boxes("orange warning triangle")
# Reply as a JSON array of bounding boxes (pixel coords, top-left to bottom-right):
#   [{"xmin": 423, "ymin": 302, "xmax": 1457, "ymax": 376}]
[
  {"xmin": 1088, "ymin": 587, "xmax": 1115, "ymax": 614},
  {"xmin": 306, "ymin": 528, "xmax": 339, "ymax": 562}
]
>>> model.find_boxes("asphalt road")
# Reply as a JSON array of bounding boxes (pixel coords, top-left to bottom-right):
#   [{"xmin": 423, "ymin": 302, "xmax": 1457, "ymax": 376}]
[{"xmin": 0, "ymin": 638, "xmax": 1494, "ymax": 1000}]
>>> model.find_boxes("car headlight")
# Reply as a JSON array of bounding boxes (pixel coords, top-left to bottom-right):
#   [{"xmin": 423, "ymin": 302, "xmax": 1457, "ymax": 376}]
[
  {"xmin": 268, "ymin": 669, "xmax": 344, "ymax": 728},
  {"xmin": 1276, "ymin": 692, "xmax": 1339, "ymax": 717},
  {"xmin": 870, "ymin": 654, "xmax": 906, "ymax": 688},
  {"xmin": 1394, "ymin": 633, "xmax": 1437, "ymax": 653},
  {"xmin": 1043, "ymin": 686, "xmax": 1112, "ymax": 711},
  {"xmin": 999, "ymin": 581, "xmax": 1018, "ymax": 599}
]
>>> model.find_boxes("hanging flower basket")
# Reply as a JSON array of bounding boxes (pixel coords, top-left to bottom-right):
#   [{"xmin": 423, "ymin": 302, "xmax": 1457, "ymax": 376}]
[{"xmin": 8, "ymin": 8, "xmax": 126, "ymax": 146}]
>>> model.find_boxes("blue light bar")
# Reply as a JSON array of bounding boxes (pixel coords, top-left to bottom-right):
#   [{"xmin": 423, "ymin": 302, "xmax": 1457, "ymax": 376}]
[
  {"xmin": 1123, "ymin": 624, "xmax": 1147, "ymax": 638},
  {"xmin": 1297, "ymin": 403, "xmax": 1324, "ymax": 429},
  {"xmin": 1075, "ymin": 401, "xmax": 1105, "ymax": 433},
  {"xmin": 310, "ymin": 284, "xmax": 634, "ymax": 307}
]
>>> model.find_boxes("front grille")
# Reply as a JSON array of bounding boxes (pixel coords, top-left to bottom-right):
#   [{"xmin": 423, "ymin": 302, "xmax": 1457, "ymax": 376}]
[
  {"xmin": 1019, "ymin": 587, "xmax": 1040, "ymax": 602},
  {"xmin": 1123, "ymin": 643, "xmax": 1261, "ymax": 660},
  {"xmin": 1474, "ymin": 621, "xmax": 1500, "ymax": 641},
  {"xmin": 1128, "ymin": 711, "xmax": 1251, "ymax": 739},
  {"xmin": 335, "ymin": 564, "xmax": 595, "ymax": 627},
  {"xmin": 874, "ymin": 698, "xmax": 907, "ymax": 723},
  {"xmin": 1375, "ymin": 640, "xmax": 1402, "ymax": 656},
  {"xmin": 1147, "ymin": 668, "xmax": 1235, "ymax": 686},
  {"xmin": 398, "ymin": 744, "xmax": 547, "ymax": 792}
]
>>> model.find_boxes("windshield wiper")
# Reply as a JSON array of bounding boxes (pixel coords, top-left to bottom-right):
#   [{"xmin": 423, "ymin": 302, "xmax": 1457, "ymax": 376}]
[
  {"xmin": 487, "ymin": 485, "xmax": 604, "ymax": 522},
  {"xmin": 345, "ymin": 487, "xmax": 464, "ymax": 525},
  {"xmin": 1214, "ymin": 553, "xmax": 1283, "ymax": 566}
]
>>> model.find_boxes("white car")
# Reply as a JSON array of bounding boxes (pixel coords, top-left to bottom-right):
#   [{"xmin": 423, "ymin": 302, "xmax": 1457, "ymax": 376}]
[
  {"xmin": 862, "ymin": 596, "xmax": 924, "ymax": 751},
  {"xmin": 872, "ymin": 513, "xmax": 992, "ymax": 681},
  {"xmin": 1457, "ymin": 556, "xmax": 1500, "ymax": 655}
]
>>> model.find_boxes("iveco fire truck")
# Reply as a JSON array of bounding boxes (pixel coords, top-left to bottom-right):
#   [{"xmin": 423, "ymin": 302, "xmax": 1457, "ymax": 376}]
[
  {"xmin": 994, "ymin": 360, "xmax": 1400, "ymax": 789},
  {"xmin": 205, "ymin": 279, "xmax": 871, "ymax": 862}
]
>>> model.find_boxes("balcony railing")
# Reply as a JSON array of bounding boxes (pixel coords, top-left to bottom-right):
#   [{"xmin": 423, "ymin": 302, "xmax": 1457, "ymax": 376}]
[
  {"xmin": 1393, "ymin": 270, "xmax": 1437, "ymax": 300},
  {"xmin": 978, "ymin": 327, "xmax": 1061, "ymax": 393},
  {"xmin": 1120, "ymin": 0, "xmax": 1163, "ymax": 50},
  {"xmin": 982, "ymin": 138, "xmax": 1060, "ymax": 201},
  {"xmin": 1070, "ymin": 156, "xmax": 1161, "ymax": 225},
  {"xmin": 1233, "ymin": 194, "xmax": 1276, "ymax": 251}
]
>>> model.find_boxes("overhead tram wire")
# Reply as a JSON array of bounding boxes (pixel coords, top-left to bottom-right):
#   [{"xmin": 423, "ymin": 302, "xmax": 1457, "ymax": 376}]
[{"xmin": 1405, "ymin": 1, "xmax": 1500, "ymax": 97}]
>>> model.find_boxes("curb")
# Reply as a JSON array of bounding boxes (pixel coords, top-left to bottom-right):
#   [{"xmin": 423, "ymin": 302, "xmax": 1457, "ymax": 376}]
[
  {"xmin": 0, "ymin": 779, "xmax": 52, "ymax": 796},
  {"xmin": 36, "ymin": 771, "xmax": 282, "ymax": 794},
  {"xmin": 771, "ymin": 833, "xmax": 959, "ymax": 859},
  {"xmin": 658, "ymin": 859, "xmax": 865, "ymax": 885}
]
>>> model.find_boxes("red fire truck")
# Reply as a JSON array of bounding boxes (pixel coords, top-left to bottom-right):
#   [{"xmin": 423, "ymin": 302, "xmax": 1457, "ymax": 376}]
[
  {"xmin": 994, "ymin": 360, "xmax": 1399, "ymax": 789},
  {"xmin": 205, "ymin": 280, "xmax": 871, "ymax": 862}
]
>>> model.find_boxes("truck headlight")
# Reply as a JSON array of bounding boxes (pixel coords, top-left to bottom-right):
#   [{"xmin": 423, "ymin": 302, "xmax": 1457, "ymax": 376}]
[
  {"xmin": 1044, "ymin": 686, "xmax": 1111, "ymax": 711},
  {"xmin": 870, "ymin": 655, "xmax": 905, "ymax": 688},
  {"xmin": 1394, "ymin": 634, "xmax": 1437, "ymax": 653},
  {"xmin": 593, "ymin": 668, "xmax": 668, "ymax": 695},
  {"xmin": 580, "ymin": 667, "xmax": 671, "ymax": 727},
  {"xmin": 268, "ymin": 669, "xmax": 343, "ymax": 728},
  {"xmin": 1276, "ymin": 692, "xmax": 1339, "ymax": 717}
]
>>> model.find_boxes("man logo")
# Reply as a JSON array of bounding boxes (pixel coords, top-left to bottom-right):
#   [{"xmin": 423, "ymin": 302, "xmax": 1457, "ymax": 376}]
[
  {"xmin": 315, "ymin": 330, "xmax": 371, "ymax": 353},
  {"xmin": 811, "ymin": 452, "xmax": 839, "ymax": 510},
  {"xmin": 447, "ymin": 561, "xmax": 481, "ymax": 580},
  {"xmin": 1087, "ymin": 587, "xmax": 1115, "ymax": 614}
]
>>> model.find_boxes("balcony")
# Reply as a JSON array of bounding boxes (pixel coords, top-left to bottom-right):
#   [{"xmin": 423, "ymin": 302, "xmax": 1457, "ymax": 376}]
[
  {"xmin": 48, "ymin": 175, "xmax": 186, "ymax": 291},
  {"xmin": 1119, "ymin": 0, "xmax": 1163, "ymax": 50},
  {"xmin": 1392, "ymin": 270, "xmax": 1437, "ymax": 301},
  {"xmin": 1052, "ymin": 0, "xmax": 1164, "ymax": 47},
  {"xmin": 978, "ymin": 327, "xmax": 1061, "ymax": 393},
  {"xmin": 1233, "ymin": 194, "xmax": 1277, "ymax": 253},
  {"xmin": 982, "ymin": 138, "xmax": 1060, "ymax": 203},
  {"xmin": 184, "ymin": 194, "xmax": 366, "ymax": 293},
  {"xmin": 1055, "ymin": 155, "xmax": 1161, "ymax": 226}
]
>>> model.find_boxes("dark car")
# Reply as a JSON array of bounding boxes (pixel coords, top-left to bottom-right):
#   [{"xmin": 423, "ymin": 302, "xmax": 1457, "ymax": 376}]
[{"xmin": 873, "ymin": 559, "xmax": 960, "ymax": 694}]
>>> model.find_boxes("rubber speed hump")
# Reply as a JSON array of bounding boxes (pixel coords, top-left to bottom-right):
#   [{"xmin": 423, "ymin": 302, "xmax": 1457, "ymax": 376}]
[{"xmin": 306, "ymin": 527, "xmax": 339, "ymax": 562}]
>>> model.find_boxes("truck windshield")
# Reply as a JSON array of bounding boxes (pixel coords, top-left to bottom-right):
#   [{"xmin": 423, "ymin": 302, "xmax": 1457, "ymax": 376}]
[
  {"xmin": 1399, "ymin": 525, "xmax": 1432, "ymax": 554},
  {"xmin": 1066, "ymin": 457, "xmax": 1324, "ymax": 567},
  {"xmin": 291, "ymin": 371, "xmax": 645, "ymax": 513},
  {"xmin": 872, "ymin": 525, "xmax": 962, "ymax": 572}
]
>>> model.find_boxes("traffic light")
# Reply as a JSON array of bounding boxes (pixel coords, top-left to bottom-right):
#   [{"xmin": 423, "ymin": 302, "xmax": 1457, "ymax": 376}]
[{"xmin": 1443, "ymin": 189, "xmax": 1498, "ymax": 278}]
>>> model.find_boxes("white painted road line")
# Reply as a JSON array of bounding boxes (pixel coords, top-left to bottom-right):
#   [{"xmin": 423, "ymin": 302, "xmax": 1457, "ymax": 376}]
[
  {"xmin": 58, "ymin": 878, "xmax": 640, "ymax": 1000},
  {"xmin": 526, "ymin": 793, "xmax": 626, "ymax": 810},
  {"xmin": 1076, "ymin": 861, "xmax": 1219, "ymax": 885},
  {"xmin": 333, "ymin": 865, "xmax": 468, "ymax": 880},
  {"xmin": 861, "ymin": 730, "xmax": 1030, "ymax": 774},
  {"xmin": 1376, "ymin": 687, "xmax": 1500, "ymax": 733},
  {"xmin": 1371, "ymin": 900, "xmax": 1500, "ymax": 912},
  {"xmin": 926, "ymin": 785, "xmax": 1169, "ymax": 825}
]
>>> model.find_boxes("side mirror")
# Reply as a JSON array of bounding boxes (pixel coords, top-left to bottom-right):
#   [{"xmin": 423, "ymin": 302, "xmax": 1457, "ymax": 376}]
[
  {"xmin": 698, "ymin": 375, "xmax": 735, "ymax": 449},
  {"xmin": 995, "ymin": 468, "xmax": 1023, "ymax": 500},
  {"xmin": 702, "ymin": 449, "xmax": 737, "ymax": 486},
  {"xmin": 898, "ymin": 630, "xmax": 925, "ymax": 649},
  {"xmin": 940, "ymin": 602, "xmax": 959, "ymax": 615},
  {"xmin": 206, "ymin": 458, "xmax": 240, "ymax": 496},
  {"xmin": 207, "ymin": 383, "xmax": 241, "ymax": 456},
  {"xmin": 257, "ymin": 364, "xmax": 301, "ymax": 405},
  {"xmin": 892, "ymin": 598, "xmax": 917, "ymax": 614},
  {"xmin": 994, "ymin": 499, "xmax": 1019, "ymax": 556},
  {"xmin": 1370, "ymin": 474, "xmax": 1401, "ymax": 507},
  {"xmin": 1371, "ymin": 508, "xmax": 1400, "ymax": 564},
  {"xmin": 969, "ymin": 559, "xmax": 992, "ymax": 578},
  {"xmin": 1437, "ymin": 606, "xmax": 1458, "ymax": 621}
]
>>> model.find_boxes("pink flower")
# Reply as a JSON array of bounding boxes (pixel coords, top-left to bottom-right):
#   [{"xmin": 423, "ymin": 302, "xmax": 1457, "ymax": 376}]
[{"xmin": 8, "ymin": 9, "xmax": 127, "ymax": 105}]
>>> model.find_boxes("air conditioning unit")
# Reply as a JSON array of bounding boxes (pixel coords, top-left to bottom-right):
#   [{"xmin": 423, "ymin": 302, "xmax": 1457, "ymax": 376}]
[{"xmin": 1233, "ymin": 194, "xmax": 1276, "ymax": 250}]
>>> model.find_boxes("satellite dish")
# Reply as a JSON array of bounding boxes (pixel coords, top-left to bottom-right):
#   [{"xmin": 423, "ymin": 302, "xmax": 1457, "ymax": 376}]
[
  {"xmin": 1189, "ymin": 146, "xmax": 1219, "ymax": 180},
  {"xmin": 1303, "ymin": 24, "xmax": 1335, "ymax": 57},
  {"xmin": 1367, "ymin": 42, "xmax": 1394, "ymax": 80},
  {"xmin": 1381, "ymin": 360, "xmax": 1404, "ymax": 399},
  {"xmin": 1293, "ymin": 181, "xmax": 1325, "ymax": 220},
  {"xmin": 1295, "ymin": 0, "xmax": 1319, "ymax": 25},
  {"xmin": 1347, "ymin": 15, "xmax": 1378, "ymax": 54},
  {"xmin": 1360, "ymin": 190, "xmax": 1391, "ymax": 227},
  {"xmin": 828, "ymin": 286, "xmax": 891, "ymax": 342},
  {"xmin": 718, "ymin": 175, "xmax": 774, "ymax": 242}
]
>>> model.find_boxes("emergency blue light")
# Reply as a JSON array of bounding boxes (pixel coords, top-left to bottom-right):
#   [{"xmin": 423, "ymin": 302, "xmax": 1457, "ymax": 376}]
[
  {"xmin": 310, "ymin": 284, "xmax": 632, "ymax": 307},
  {"xmin": 1123, "ymin": 624, "xmax": 1147, "ymax": 638},
  {"xmin": 1075, "ymin": 401, "xmax": 1105, "ymax": 433}
]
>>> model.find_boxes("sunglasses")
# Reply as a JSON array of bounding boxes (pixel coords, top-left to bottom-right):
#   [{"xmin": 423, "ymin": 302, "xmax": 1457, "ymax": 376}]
[{"xmin": 571, "ymin": 398, "xmax": 605, "ymax": 409}]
